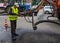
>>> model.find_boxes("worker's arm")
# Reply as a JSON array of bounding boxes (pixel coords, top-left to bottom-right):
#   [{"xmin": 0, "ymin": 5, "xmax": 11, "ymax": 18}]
[
  {"xmin": 9, "ymin": 8, "xmax": 12, "ymax": 15},
  {"xmin": 18, "ymin": 7, "xmax": 20, "ymax": 14},
  {"xmin": 18, "ymin": 7, "xmax": 22, "ymax": 16}
]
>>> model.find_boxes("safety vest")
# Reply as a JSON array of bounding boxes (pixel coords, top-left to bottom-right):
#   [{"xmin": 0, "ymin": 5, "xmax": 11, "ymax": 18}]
[{"xmin": 8, "ymin": 6, "xmax": 18, "ymax": 20}]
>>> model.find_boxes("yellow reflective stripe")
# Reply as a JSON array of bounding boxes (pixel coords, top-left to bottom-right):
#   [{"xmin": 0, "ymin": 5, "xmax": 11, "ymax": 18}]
[
  {"xmin": 9, "ymin": 15, "xmax": 17, "ymax": 17},
  {"xmin": 8, "ymin": 17, "xmax": 18, "ymax": 20},
  {"xmin": 8, "ymin": 15, "xmax": 18, "ymax": 20}
]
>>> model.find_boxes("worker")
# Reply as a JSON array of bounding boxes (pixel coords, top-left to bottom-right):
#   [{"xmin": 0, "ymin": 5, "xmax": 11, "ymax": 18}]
[{"xmin": 8, "ymin": 3, "xmax": 19, "ymax": 38}]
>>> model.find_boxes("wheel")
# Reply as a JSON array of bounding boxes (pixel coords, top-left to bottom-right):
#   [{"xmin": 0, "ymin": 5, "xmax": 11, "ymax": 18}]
[
  {"xmin": 45, "ymin": 11, "xmax": 49, "ymax": 14},
  {"xmin": 5, "ymin": 6, "xmax": 11, "ymax": 13},
  {"xmin": 6, "ymin": 7, "xmax": 10, "ymax": 13}
]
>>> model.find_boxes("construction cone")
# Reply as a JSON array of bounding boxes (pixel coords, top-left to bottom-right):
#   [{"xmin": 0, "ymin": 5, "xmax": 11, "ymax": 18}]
[{"xmin": 4, "ymin": 19, "xmax": 8, "ymax": 31}]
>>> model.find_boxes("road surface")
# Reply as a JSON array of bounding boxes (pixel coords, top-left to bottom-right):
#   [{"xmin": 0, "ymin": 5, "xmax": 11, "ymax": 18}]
[{"xmin": 0, "ymin": 9, "xmax": 60, "ymax": 43}]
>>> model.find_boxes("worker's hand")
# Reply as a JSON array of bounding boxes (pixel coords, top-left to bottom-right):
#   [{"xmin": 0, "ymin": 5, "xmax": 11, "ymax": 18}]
[{"xmin": 18, "ymin": 12, "xmax": 22, "ymax": 16}]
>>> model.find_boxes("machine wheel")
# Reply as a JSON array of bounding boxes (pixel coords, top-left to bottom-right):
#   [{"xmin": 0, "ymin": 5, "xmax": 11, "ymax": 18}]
[
  {"xmin": 6, "ymin": 7, "xmax": 10, "ymax": 13},
  {"xmin": 5, "ymin": 6, "xmax": 10, "ymax": 13},
  {"xmin": 45, "ymin": 11, "xmax": 49, "ymax": 14}
]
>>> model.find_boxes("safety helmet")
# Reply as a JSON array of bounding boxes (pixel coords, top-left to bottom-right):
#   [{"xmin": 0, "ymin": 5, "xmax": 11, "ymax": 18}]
[{"xmin": 14, "ymin": 3, "xmax": 19, "ymax": 7}]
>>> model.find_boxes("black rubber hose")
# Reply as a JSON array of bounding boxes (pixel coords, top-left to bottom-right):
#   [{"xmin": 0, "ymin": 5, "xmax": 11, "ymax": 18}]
[{"xmin": 35, "ymin": 20, "xmax": 60, "ymax": 25}]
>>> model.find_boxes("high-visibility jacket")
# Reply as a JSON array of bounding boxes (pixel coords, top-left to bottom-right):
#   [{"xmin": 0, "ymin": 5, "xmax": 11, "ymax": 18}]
[{"xmin": 8, "ymin": 6, "xmax": 18, "ymax": 20}]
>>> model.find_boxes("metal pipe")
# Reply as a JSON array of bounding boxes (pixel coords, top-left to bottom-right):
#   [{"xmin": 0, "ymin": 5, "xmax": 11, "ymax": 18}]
[{"xmin": 32, "ymin": 13, "xmax": 37, "ymax": 30}]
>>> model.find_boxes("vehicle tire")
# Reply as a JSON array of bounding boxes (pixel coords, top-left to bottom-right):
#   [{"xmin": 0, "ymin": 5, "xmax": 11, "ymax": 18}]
[
  {"xmin": 45, "ymin": 11, "xmax": 49, "ymax": 14},
  {"xmin": 5, "ymin": 6, "xmax": 10, "ymax": 13}
]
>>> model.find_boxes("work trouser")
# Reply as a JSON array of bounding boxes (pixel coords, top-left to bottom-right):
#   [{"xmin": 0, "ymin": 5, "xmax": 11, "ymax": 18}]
[{"xmin": 10, "ymin": 20, "xmax": 17, "ymax": 36}]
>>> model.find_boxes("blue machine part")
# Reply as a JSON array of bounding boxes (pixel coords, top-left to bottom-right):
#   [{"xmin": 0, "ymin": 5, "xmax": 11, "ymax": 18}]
[{"xmin": 25, "ymin": 5, "xmax": 30, "ymax": 11}]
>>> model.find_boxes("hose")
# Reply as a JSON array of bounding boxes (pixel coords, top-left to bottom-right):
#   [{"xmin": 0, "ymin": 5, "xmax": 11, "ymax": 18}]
[{"xmin": 35, "ymin": 20, "xmax": 60, "ymax": 25}]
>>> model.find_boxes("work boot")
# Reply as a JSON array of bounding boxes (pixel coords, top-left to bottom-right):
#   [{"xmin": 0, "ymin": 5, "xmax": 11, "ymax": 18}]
[
  {"xmin": 11, "ymin": 35, "xmax": 16, "ymax": 41},
  {"xmin": 12, "ymin": 36, "xmax": 16, "ymax": 41},
  {"xmin": 12, "ymin": 34, "xmax": 17, "ymax": 41},
  {"xmin": 13, "ymin": 33, "xmax": 19, "ymax": 36}
]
